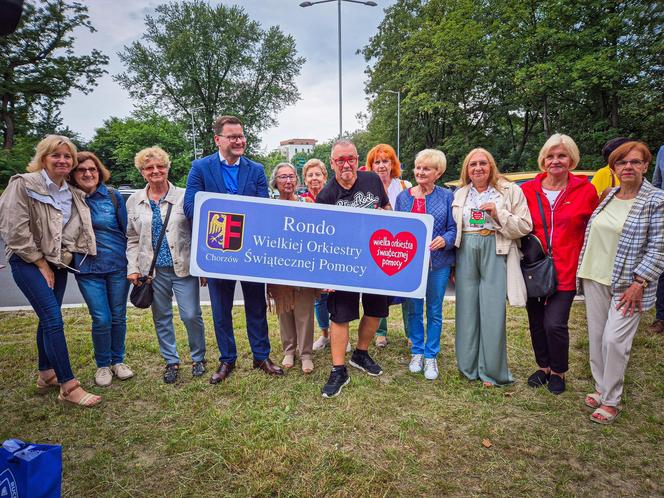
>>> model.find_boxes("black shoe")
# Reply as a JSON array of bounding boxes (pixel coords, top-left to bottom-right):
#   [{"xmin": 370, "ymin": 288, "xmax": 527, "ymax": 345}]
[
  {"xmin": 191, "ymin": 361, "xmax": 206, "ymax": 377},
  {"xmin": 321, "ymin": 367, "xmax": 350, "ymax": 398},
  {"xmin": 349, "ymin": 350, "xmax": 383, "ymax": 376},
  {"xmin": 527, "ymin": 369, "xmax": 549, "ymax": 388},
  {"xmin": 163, "ymin": 363, "xmax": 179, "ymax": 384},
  {"xmin": 547, "ymin": 374, "xmax": 565, "ymax": 395}
]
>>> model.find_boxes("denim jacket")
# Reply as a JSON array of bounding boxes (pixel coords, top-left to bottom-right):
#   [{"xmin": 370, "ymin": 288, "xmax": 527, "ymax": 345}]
[
  {"xmin": 73, "ymin": 183, "xmax": 128, "ymax": 274},
  {"xmin": 395, "ymin": 186, "xmax": 456, "ymax": 270}
]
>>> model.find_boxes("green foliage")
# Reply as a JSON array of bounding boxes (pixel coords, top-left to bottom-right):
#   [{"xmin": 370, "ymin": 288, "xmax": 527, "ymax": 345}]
[
  {"xmin": 88, "ymin": 115, "xmax": 191, "ymax": 187},
  {"xmin": 362, "ymin": 0, "xmax": 664, "ymax": 175},
  {"xmin": 0, "ymin": 0, "xmax": 108, "ymax": 149},
  {"xmin": 115, "ymin": 0, "xmax": 305, "ymax": 155},
  {"xmin": 0, "ymin": 135, "xmax": 39, "ymax": 185}
]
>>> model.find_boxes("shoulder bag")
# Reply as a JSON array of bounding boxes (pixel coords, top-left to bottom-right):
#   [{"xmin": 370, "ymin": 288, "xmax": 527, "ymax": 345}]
[
  {"xmin": 129, "ymin": 202, "xmax": 173, "ymax": 308},
  {"xmin": 520, "ymin": 192, "xmax": 557, "ymax": 298}
]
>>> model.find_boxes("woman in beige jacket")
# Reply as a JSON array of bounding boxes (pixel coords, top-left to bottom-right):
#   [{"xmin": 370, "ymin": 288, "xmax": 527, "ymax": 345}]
[
  {"xmin": 452, "ymin": 148, "xmax": 531, "ymax": 387},
  {"xmin": 0, "ymin": 135, "xmax": 101, "ymax": 407}
]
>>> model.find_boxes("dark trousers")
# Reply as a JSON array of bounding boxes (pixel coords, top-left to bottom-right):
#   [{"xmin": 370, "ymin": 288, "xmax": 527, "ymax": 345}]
[
  {"xmin": 526, "ymin": 290, "xmax": 576, "ymax": 374},
  {"xmin": 656, "ymin": 273, "xmax": 664, "ymax": 321},
  {"xmin": 9, "ymin": 255, "xmax": 74, "ymax": 383},
  {"xmin": 208, "ymin": 279, "xmax": 270, "ymax": 363}
]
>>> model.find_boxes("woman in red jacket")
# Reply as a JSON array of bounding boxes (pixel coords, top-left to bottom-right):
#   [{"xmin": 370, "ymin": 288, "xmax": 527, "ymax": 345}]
[{"xmin": 520, "ymin": 134, "xmax": 598, "ymax": 394}]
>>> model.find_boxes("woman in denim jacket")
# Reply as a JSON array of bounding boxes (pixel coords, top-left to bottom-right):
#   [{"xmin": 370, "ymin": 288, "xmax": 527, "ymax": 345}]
[
  {"xmin": 395, "ymin": 149, "xmax": 456, "ymax": 380},
  {"xmin": 69, "ymin": 152, "xmax": 133, "ymax": 387}
]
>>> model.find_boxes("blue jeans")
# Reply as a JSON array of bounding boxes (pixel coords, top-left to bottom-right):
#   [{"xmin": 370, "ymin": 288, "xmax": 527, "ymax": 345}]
[
  {"xmin": 407, "ymin": 266, "xmax": 451, "ymax": 358},
  {"xmin": 9, "ymin": 255, "xmax": 75, "ymax": 383},
  {"xmin": 151, "ymin": 267, "xmax": 206, "ymax": 364},
  {"xmin": 76, "ymin": 270, "xmax": 130, "ymax": 368},
  {"xmin": 314, "ymin": 292, "xmax": 330, "ymax": 330},
  {"xmin": 656, "ymin": 272, "xmax": 664, "ymax": 321}
]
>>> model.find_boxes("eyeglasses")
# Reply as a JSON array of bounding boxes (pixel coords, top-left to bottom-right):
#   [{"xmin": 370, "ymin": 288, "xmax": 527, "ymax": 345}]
[
  {"xmin": 332, "ymin": 156, "xmax": 358, "ymax": 167},
  {"xmin": 143, "ymin": 164, "xmax": 167, "ymax": 171},
  {"xmin": 218, "ymin": 134, "xmax": 246, "ymax": 142},
  {"xmin": 276, "ymin": 174, "xmax": 297, "ymax": 181},
  {"xmin": 615, "ymin": 159, "xmax": 645, "ymax": 168},
  {"xmin": 75, "ymin": 167, "xmax": 98, "ymax": 175}
]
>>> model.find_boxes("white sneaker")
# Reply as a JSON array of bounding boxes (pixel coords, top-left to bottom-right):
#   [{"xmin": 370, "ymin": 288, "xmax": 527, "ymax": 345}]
[
  {"xmin": 409, "ymin": 354, "xmax": 424, "ymax": 373},
  {"xmin": 111, "ymin": 363, "xmax": 134, "ymax": 380},
  {"xmin": 313, "ymin": 335, "xmax": 330, "ymax": 351},
  {"xmin": 424, "ymin": 358, "xmax": 439, "ymax": 380},
  {"xmin": 95, "ymin": 367, "xmax": 113, "ymax": 386}
]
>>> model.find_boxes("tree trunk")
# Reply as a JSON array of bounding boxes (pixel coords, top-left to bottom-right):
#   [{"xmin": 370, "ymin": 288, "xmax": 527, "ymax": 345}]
[
  {"xmin": 542, "ymin": 95, "xmax": 550, "ymax": 137},
  {"xmin": 1, "ymin": 94, "xmax": 14, "ymax": 150}
]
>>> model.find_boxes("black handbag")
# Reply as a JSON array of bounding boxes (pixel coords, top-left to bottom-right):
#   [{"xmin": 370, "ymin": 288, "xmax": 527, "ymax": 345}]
[
  {"xmin": 129, "ymin": 203, "xmax": 173, "ymax": 308},
  {"xmin": 521, "ymin": 192, "xmax": 557, "ymax": 298}
]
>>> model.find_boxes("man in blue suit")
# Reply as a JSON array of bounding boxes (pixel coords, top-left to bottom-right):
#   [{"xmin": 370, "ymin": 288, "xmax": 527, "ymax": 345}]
[{"xmin": 184, "ymin": 115, "xmax": 283, "ymax": 383}]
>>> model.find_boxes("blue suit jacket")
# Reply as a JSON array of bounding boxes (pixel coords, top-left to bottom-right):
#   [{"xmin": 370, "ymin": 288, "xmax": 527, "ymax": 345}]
[{"xmin": 184, "ymin": 153, "xmax": 269, "ymax": 219}]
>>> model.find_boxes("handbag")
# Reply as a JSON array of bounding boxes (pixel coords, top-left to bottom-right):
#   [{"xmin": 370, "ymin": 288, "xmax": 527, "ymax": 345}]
[
  {"xmin": 0, "ymin": 439, "xmax": 62, "ymax": 498},
  {"xmin": 520, "ymin": 192, "xmax": 557, "ymax": 298},
  {"xmin": 129, "ymin": 202, "xmax": 173, "ymax": 309}
]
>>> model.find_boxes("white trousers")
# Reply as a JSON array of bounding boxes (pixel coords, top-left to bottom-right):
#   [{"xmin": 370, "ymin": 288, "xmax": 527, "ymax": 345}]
[{"xmin": 583, "ymin": 279, "xmax": 642, "ymax": 407}]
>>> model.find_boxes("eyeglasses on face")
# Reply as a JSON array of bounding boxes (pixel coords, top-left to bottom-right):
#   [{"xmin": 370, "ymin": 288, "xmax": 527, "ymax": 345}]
[
  {"xmin": 142, "ymin": 164, "xmax": 167, "ymax": 172},
  {"xmin": 75, "ymin": 167, "xmax": 98, "ymax": 175},
  {"xmin": 276, "ymin": 174, "xmax": 297, "ymax": 181},
  {"xmin": 218, "ymin": 134, "xmax": 246, "ymax": 142},
  {"xmin": 332, "ymin": 156, "xmax": 358, "ymax": 167},
  {"xmin": 614, "ymin": 159, "xmax": 645, "ymax": 168}
]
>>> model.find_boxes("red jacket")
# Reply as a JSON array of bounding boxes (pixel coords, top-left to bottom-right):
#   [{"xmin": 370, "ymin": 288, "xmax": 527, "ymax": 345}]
[{"xmin": 521, "ymin": 172, "xmax": 599, "ymax": 291}]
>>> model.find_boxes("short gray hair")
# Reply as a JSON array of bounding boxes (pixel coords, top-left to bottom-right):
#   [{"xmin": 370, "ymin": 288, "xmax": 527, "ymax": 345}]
[
  {"xmin": 269, "ymin": 162, "xmax": 299, "ymax": 190},
  {"xmin": 330, "ymin": 139, "xmax": 357, "ymax": 158}
]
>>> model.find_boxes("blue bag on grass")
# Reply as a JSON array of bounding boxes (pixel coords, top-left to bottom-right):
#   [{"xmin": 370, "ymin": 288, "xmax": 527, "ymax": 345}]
[{"xmin": 0, "ymin": 439, "xmax": 62, "ymax": 498}]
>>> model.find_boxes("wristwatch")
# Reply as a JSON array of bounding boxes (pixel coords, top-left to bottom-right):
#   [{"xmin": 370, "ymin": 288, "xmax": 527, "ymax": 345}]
[{"xmin": 633, "ymin": 276, "xmax": 648, "ymax": 288}]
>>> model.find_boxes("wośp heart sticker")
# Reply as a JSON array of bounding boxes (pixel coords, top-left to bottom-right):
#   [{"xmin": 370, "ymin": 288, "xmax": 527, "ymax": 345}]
[{"xmin": 369, "ymin": 229, "xmax": 417, "ymax": 276}]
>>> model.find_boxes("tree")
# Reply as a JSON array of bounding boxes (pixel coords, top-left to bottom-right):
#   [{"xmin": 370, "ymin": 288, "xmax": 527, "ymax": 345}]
[
  {"xmin": 88, "ymin": 115, "xmax": 190, "ymax": 187},
  {"xmin": 0, "ymin": 0, "xmax": 108, "ymax": 149},
  {"xmin": 116, "ymin": 1, "xmax": 305, "ymax": 154}
]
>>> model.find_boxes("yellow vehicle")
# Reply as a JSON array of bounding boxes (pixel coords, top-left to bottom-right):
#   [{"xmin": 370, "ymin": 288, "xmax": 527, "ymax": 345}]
[{"xmin": 443, "ymin": 170, "xmax": 595, "ymax": 190}]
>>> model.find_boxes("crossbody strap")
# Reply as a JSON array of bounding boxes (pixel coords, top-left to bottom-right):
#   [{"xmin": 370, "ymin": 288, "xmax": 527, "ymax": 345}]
[
  {"xmin": 106, "ymin": 186, "xmax": 124, "ymax": 231},
  {"xmin": 147, "ymin": 202, "xmax": 173, "ymax": 278},
  {"xmin": 536, "ymin": 191, "xmax": 552, "ymax": 256}
]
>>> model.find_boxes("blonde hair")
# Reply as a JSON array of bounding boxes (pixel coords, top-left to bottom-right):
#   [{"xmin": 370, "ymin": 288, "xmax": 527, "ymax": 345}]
[
  {"xmin": 134, "ymin": 146, "xmax": 171, "ymax": 172},
  {"xmin": 302, "ymin": 159, "xmax": 328, "ymax": 182},
  {"xmin": 460, "ymin": 148, "xmax": 502, "ymax": 188},
  {"xmin": 538, "ymin": 134, "xmax": 580, "ymax": 171},
  {"xmin": 27, "ymin": 135, "xmax": 78, "ymax": 172},
  {"xmin": 414, "ymin": 149, "xmax": 447, "ymax": 177}
]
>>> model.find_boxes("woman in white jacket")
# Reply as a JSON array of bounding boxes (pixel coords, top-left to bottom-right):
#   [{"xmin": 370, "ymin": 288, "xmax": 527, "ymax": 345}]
[{"xmin": 452, "ymin": 148, "xmax": 531, "ymax": 386}]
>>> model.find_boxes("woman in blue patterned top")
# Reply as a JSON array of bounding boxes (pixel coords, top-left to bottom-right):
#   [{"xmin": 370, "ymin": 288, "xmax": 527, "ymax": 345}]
[
  {"xmin": 69, "ymin": 152, "xmax": 132, "ymax": 387},
  {"xmin": 395, "ymin": 149, "xmax": 456, "ymax": 380},
  {"xmin": 126, "ymin": 147, "xmax": 207, "ymax": 384}
]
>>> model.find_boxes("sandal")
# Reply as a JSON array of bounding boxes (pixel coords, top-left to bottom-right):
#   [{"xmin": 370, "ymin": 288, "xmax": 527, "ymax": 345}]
[
  {"xmin": 36, "ymin": 374, "xmax": 59, "ymax": 394},
  {"xmin": 57, "ymin": 381, "xmax": 102, "ymax": 408},
  {"xmin": 590, "ymin": 406, "xmax": 620, "ymax": 425},
  {"xmin": 584, "ymin": 392, "xmax": 602, "ymax": 409}
]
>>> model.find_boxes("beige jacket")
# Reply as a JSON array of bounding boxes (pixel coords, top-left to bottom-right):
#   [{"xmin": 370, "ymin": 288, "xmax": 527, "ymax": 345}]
[
  {"xmin": 0, "ymin": 172, "xmax": 96, "ymax": 266},
  {"xmin": 126, "ymin": 182, "xmax": 192, "ymax": 278},
  {"xmin": 452, "ymin": 179, "xmax": 532, "ymax": 306}
]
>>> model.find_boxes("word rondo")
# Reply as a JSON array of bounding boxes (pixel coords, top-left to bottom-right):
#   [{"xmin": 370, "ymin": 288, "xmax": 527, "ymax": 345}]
[{"xmin": 283, "ymin": 216, "xmax": 336, "ymax": 235}]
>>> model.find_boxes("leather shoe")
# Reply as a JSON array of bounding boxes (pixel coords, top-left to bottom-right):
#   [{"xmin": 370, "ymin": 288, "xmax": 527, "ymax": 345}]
[
  {"xmin": 209, "ymin": 362, "xmax": 235, "ymax": 384},
  {"xmin": 253, "ymin": 357, "xmax": 284, "ymax": 376}
]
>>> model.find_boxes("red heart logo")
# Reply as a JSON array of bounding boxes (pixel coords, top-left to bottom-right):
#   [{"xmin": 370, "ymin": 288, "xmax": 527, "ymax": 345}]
[{"xmin": 369, "ymin": 229, "xmax": 417, "ymax": 276}]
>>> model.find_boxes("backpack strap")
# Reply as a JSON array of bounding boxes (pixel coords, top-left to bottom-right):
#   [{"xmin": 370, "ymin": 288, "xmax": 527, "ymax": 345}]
[{"xmin": 106, "ymin": 186, "xmax": 125, "ymax": 232}]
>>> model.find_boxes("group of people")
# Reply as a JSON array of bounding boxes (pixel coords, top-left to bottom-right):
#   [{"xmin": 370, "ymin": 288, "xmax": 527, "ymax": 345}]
[{"xmin": 1, "ymin": 115, "xmax": 662, "ymax": 425}]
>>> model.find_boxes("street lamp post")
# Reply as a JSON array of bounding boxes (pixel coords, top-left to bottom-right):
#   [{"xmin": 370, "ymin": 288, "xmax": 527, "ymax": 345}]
[
  {"xmin": 385, "ymin": 89, "xmax": 400, "ymax": 158},
  {"xmin": 300, "ymin": 0, "xmax": 377, "ymax": 138},
  {"xmin": 188, "ymin": 106, "xmax": 204, "ymax": 159}
]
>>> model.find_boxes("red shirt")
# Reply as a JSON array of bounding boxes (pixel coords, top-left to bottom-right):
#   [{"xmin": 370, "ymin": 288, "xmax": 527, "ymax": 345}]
[{"xmin": 520, "ymin": 172, "xmax": 599, "ymax": 291}]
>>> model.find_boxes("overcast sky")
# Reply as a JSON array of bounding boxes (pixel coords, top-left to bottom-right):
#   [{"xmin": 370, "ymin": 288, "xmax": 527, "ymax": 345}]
[{"xmin": 59, "ymin": 0, "xmax": 396, "ymax": 153}]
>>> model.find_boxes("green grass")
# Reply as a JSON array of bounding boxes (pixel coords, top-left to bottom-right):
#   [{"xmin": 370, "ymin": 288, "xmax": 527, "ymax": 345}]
[{"xmin": 1, "ymin": 303, "xmax": 663, "ymax": 497}]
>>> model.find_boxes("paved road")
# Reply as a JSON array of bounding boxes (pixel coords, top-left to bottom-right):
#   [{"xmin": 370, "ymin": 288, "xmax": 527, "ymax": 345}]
[{"xmin": 0, "ymin": 240, "xmax": 245, "ymax": 309}]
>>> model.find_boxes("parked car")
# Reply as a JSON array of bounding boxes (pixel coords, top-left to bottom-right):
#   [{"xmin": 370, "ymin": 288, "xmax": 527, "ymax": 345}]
[
  {"xmin": 117, "ymin": 184, "xmax": 139, "ymax": 201},
  {"xmin": 443, "ymin": 170, "xmax": 596, "ymax": 191}
]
